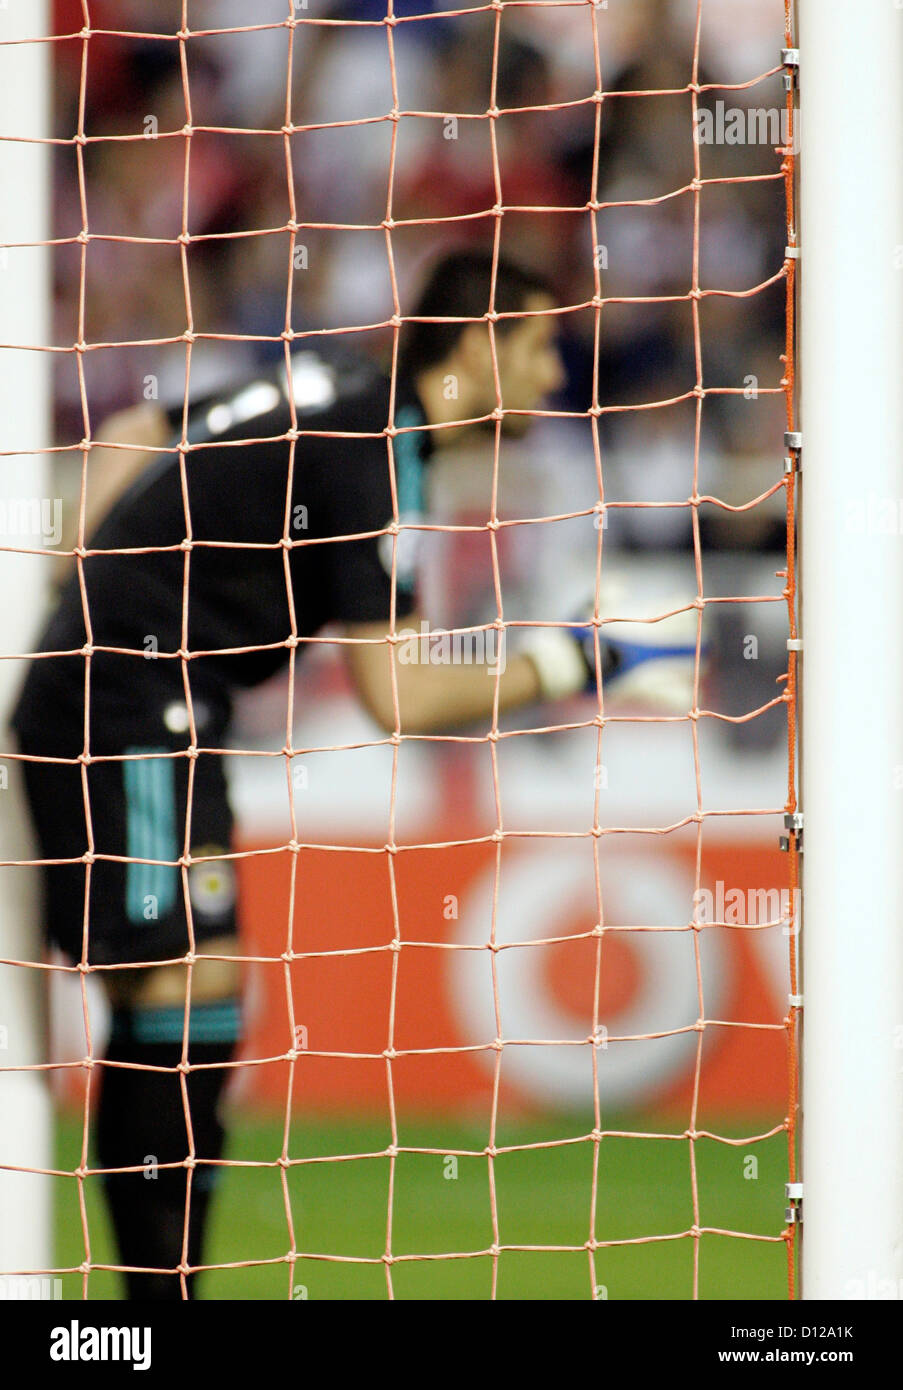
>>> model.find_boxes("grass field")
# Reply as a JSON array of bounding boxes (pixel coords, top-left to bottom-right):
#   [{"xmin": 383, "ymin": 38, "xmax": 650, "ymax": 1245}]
[{"xmin": 55, "ymin": 1110, "xmax": 793, "ymax": 1300}]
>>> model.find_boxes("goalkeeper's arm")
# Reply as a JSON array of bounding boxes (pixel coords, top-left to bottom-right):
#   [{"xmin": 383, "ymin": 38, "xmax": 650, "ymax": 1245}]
[
  {"xmin": 53, "ymin": 403, "xmax": 171, "ymax": 587},
  {"xmin": 344, "ymin": 606, "xmax": 700, "ymax": 734},
  {"xmin": 344, "ymin": 614, "xmax": 546, "ymax": 733}
]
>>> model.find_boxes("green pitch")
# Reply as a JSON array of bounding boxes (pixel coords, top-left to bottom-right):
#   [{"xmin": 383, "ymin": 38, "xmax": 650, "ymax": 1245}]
[{"xmin": 54, "ymin": 1111, "xmax": 792, "ymax": 1300}]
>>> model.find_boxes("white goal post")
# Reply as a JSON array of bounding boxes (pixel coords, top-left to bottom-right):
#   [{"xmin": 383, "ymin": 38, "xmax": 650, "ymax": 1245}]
[
  {"xmin": 0, "ymin": 0, "xmax": 53, "ymax": 1284},
  {"xmin": 799, "ymin": 0, "xmax": 903, "ymax": 1298}
]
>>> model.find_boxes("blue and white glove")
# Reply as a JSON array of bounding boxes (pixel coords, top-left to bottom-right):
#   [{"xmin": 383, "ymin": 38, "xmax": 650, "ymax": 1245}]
[{"xmin": 522, "ymin": 604, "xmax": 702, "ymax": 713}]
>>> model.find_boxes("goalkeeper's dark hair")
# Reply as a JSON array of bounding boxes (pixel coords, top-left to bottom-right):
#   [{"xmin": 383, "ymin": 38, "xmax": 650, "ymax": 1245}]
[{"xmin": 400, "ymin": 250, "xmax": 554, "ymax": 379}]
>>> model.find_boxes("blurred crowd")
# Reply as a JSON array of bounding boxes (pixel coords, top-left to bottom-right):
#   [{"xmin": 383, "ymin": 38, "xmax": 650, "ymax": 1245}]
[{"xmin": 51, "ymin": 0, "xmax": 793, "ymax": 742}]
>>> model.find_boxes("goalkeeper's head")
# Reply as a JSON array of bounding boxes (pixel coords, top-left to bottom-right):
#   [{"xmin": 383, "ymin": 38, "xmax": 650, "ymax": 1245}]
[{"xmin": 400, "ymin": 249, "xmax": 565, "ymax": 439}]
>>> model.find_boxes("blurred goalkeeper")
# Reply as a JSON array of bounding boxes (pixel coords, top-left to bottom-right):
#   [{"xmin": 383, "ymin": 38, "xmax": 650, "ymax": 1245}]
[{"xmin": 11, "ymin": 249, "xmax": 697, "ymax": 1299}]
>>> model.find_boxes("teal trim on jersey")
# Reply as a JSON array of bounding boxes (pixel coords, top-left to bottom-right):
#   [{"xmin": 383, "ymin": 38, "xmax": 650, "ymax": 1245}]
[
  {"xmin": 394, "ymin": 404, "xmax": 426, "ymax": 593},
  {"xmin": 394, "ymin": 403, "xmax": 426, "ymax": 515},
  {"xmin": 111, "ymin": 998, "xmax": 242, "ymax": 1046},
  {"xmin": 123, "ymin": 749, "xmax": 179, "ymax": 925}
]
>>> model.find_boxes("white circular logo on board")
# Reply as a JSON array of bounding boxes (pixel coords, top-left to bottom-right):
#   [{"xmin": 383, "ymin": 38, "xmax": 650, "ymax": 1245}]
[{"xmin": 448, "ymin": 842, "xmax": 727, "ymax": 1109}]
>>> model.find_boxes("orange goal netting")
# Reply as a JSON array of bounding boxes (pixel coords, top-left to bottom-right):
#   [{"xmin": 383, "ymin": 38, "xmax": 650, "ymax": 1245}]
[{"xmin": 1, "ymin": 0, "xmax": 799, "ymax": 1300}]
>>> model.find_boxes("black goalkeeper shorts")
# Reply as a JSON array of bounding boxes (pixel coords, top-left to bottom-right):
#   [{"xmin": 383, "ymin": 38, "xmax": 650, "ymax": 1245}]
[{"xmin": 18, "ymin": 732, "xmax": 238, "ymax": 968}]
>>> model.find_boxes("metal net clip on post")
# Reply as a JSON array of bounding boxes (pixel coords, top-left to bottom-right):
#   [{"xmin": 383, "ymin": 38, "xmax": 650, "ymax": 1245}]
[
  {"xmin": 781, "ymin": 48, "xmax": 800, "ymax": 91},
  {"xmin": 784, "ymin": 430, "xmax": 802, "ymax": 475},
  {"xmin": 784, "ymin": 1182, "xmax": 804, "ymax": 1224},
  {"xmin": 779, "ymin": 811, "xmax": 804, "ymax": 853}
]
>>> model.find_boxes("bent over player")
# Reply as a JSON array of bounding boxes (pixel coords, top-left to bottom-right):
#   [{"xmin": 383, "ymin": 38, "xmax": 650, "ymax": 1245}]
[{"xmin": 11, "ymin": 250, "xmax": 695, "ymax": 1298}]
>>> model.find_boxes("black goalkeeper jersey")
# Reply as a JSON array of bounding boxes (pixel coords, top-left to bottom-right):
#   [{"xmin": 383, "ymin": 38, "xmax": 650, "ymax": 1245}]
[{"xmin": 12, "ymin": 351, "xmax": 432, "ymax": 754}]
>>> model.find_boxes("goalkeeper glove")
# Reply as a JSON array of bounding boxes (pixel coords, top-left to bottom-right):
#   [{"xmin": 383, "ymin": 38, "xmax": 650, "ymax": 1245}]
[{"xmin": 522, "ymin": 607, "xmax": 702, "ymax": 712}]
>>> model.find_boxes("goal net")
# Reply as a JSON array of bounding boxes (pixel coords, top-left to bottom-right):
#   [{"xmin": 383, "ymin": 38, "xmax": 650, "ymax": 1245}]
[{"xmin": 0, "ymin": 0, "xmax": 806, "ymax": 1301}]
